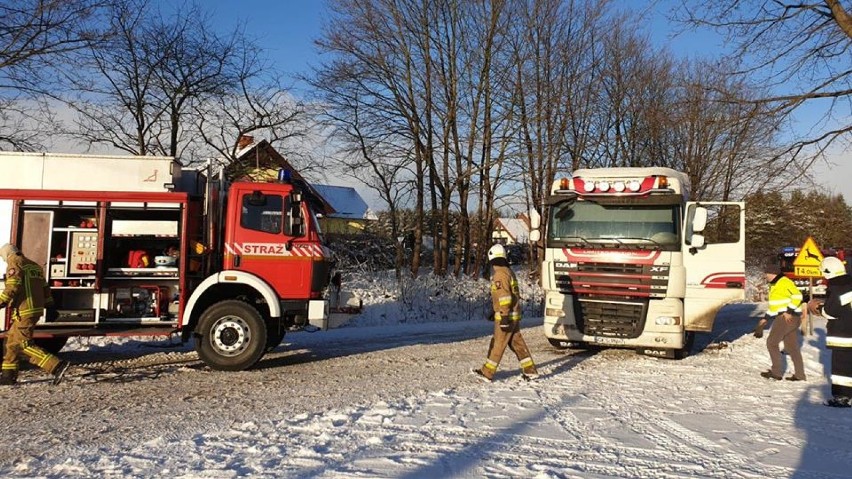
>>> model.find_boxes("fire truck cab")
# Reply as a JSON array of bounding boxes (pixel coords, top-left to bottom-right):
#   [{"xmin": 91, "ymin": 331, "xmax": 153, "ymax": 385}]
[
  {"xmin": 532, "ymin": 167, "xmax": 746, "ymax": 358},
  {"xmin": 0, "ymin": 152, "xmax": 358, "ymax": 371}
]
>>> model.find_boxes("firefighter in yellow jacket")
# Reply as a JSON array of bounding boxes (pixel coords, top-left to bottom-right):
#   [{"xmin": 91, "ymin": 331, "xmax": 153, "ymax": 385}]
[
  {"xmin": 0, "ymin": 243, "xmax": 70, "ymax": 386},
  {"xmin": 472, "ymin": 244, "xmax": 539, "ymax": 382}
]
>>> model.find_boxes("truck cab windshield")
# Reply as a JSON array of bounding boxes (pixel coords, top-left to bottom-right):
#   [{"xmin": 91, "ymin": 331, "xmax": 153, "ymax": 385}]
[{"xmin": 548, "ymin": 201, "xmax": 681, "ymax": 250}]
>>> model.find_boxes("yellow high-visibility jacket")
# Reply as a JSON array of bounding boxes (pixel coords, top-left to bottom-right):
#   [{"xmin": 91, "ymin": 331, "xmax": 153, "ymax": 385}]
[{"xmin": 766, "ymin": 275, "xmax": 803, "ymax": 317}]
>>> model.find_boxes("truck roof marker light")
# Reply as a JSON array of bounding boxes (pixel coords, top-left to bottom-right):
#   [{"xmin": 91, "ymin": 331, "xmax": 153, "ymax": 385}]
[
  {"xmin": 613, "ymin": 181, "xmax": 625, "ymax": 192},
  {"xmin": 657, "ymin": 176, "xmax": 669, "ymax": 188},
  {"xmin": 598, "ymin": 181, "xmax": 610, "ymax": 192},
  {"xmin": 560, "ymin": 177, "xmax": 569, "ymax": 190},
  {"xmin": 628, "ymin": 180, "xmax": 641, "ymax": 192},
  {"xmin": 278, "ymin": 168, "xmax": 292, "ymax": 183},
  {"xmin": 583, "ymin": 181, "xmax": 595, "ymax": 192}
]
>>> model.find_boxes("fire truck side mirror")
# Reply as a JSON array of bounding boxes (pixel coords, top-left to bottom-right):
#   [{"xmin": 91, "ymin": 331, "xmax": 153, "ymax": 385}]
[{"xmin": 286, "ymin": 190, "xmax": 305, "ymax": 237}]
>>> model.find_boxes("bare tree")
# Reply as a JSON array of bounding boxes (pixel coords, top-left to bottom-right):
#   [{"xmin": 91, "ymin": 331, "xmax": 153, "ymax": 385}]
[
  {"xmin": 677, "ymin": 1, "xmax": 852, "ymax": 166},
  {"xmin": 668, "ymin": 60, "xmax": 786, "ymax": 201},
  {"xmin": 0, "ymin": 0, "xmax": 107, "ymax": 150},
  {"xmin": 194, "ymin": 59, "xmax": 307, "ymax": 171},
  {"xmin": 67, "ymin": 0, "xmax": 259, "ymax": 159}
]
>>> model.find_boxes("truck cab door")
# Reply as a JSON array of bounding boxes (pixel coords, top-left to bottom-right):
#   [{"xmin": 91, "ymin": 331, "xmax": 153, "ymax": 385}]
[
  {"xmin": 682, "ymin": 201, "xmax": 746, "ymax": 332},
  {"xmin": 225, "ymin": 189, "xmax": 309, "ymax": 298}
]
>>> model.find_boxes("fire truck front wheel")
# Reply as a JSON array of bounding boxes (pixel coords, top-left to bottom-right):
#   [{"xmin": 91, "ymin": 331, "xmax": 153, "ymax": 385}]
[{"xmin": 195, "ymin": 300, "xmax": 268, "ymax": 371}]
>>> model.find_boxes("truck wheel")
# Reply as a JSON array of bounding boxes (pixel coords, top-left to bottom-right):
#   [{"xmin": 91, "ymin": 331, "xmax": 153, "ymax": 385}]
[
  {"xmin": 674, "ymin": 332, "xmax": 696, "ymax": 360},
  {"xmin": 265, "ymin": 322, "xmax": 286, "ymax": 352},
  {"xmin": 548, "ymin": 338, "xmax": 572, "ymax": 350},
  {"xmin": 195, "ymin": 300, "xmax": 268, "ymax": 371},
  {"xmin": 34, "ymin": 337, "xmax": 68, "ymax": 355}
]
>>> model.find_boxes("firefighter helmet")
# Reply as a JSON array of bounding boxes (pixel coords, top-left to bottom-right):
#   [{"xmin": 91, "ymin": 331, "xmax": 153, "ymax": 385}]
[
  {"xmin": 487, "ymin": 244, "xmax": 506, "ymax": 261},
  {"xmin": 0, "ymin": 243, "xmax": 19, "ymax": 261},
  {"xmin": 820, "ymin": 256, "xmax": 846, "ymax": 280}
]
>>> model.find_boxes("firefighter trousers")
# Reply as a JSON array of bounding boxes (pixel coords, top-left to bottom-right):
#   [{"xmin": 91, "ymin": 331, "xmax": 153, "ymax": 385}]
[
  {"xmin": 830, "ymin": 348, "xmax": 852, "ymax": 398},
  {"xmin": 2, "ymin": 314, "xmax": 61, "ymax": 374},
  {"xmin": 479, "ymin": 321, "xmax": 537, "ymax": 380}
]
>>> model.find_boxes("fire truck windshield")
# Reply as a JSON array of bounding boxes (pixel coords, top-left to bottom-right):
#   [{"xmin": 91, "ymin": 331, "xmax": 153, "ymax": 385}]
[{"xmin": 547, "ymin": 201, "xmax": 680, "ymax": 250}]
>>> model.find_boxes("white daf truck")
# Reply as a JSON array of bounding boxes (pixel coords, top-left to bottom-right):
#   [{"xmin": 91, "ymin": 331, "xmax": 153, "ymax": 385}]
[{"xmin": 530, "ymin": 167, "xmax": 745, "ymax": 358}]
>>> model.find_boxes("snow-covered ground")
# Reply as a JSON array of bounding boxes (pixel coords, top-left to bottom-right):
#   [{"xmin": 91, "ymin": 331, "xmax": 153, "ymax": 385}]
[{"xmin": 1, "ymin": 273, "xmax": 850, "ymax": 478}]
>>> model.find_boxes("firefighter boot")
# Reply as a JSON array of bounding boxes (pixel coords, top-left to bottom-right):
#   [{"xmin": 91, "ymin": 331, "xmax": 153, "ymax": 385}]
[
  {"xmin": 0, "ymin": 369, "xmax": 17, "ymax": 386},
  {"xmin": 52, "ymin": 361, "xmax": 70, "ymax": 386},
  {"xmin": 470, "ymin": 368, "xmax": 492, "ymax": 383}
]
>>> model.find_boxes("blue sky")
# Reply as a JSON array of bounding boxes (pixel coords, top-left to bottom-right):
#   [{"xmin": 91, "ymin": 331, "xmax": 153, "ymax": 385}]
[
  {"xmin": 205, "ymin": 0, "xmax": 327, "ymax": 94},
  {"xmin": 198, "ymin": 0, "xmax": 852, "ymax": 204}
]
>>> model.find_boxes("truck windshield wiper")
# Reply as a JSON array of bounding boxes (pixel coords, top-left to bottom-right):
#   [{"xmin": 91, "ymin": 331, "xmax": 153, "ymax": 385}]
[
  {"xmin": 597, "ymin": 237, "xmax": 662, "ymax": 249},
  {"xmin": 617, "ymin": 236, "xmax": 662, "ymax": 246},
  {"xmin": 553, "ymin": 235, "xmax": 594, "ymax": 246}
]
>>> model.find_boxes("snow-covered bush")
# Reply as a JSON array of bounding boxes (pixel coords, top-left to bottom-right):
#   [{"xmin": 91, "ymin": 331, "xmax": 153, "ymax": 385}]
[{"xmin": 343, "ymin": 265, "xmax": 543, "ymax": 327}]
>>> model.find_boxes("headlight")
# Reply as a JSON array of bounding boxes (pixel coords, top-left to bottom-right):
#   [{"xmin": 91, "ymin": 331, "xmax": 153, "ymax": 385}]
[
  {"xmin": 654, "ymin": 316, "xmax": 681, "ymax": 326},
  {"xmin": 545, "ymin": 308, "xmax": 566, "ymax": 318}
]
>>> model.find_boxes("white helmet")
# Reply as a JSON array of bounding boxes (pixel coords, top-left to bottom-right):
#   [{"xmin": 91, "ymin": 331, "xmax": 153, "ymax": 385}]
[
  {"xmin": 487, "ymin": 244, "xmax": 506, "ymax": 261},
  {"xmin": 820, "ymin": 256, "xmax": 846, "ymax": 279},
  {"xmin": 0, "ymin": 243, "xmax": 19, "ymax": 262}
]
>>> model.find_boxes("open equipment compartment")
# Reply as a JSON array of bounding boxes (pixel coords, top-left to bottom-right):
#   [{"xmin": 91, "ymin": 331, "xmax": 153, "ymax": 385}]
[{"xmin": 99, "ymin": 199, "xmax": 184, "ymax": 324}]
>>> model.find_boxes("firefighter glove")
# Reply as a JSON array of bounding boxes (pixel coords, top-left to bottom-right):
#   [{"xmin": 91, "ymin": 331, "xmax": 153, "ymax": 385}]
[
  {"xmin": 46, "ymin": 307, "xmax": 59, "ymax": 322},
  {"xmin": 807, "ymin": 299, "xmax": 824, "ymax": 316},
  {"xmin": 499, "ymin": 317, "xmax": 513, "ymax": 332}
]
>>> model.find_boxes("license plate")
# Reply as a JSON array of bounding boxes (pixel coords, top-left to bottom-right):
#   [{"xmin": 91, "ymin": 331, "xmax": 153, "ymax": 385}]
[{"xmin": 594, "ymin": 336, "xmax": 626, "ymax": 345}]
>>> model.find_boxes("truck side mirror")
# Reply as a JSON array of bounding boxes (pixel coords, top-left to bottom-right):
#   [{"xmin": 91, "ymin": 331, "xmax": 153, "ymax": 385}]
[
  {"xmin": 286, "ymin": 190, "xmax": 305, "ymax": 237},
  {"xmin": 691, "ymin": 206, "xmax": 708, "ymax": 233},
  {"xmin": 688, "ymin": 234, "xmax": 705, "ymax": 255},
  {"xmin": 529, "ymin": 208, "xmax": 541, "ymax": 229}
]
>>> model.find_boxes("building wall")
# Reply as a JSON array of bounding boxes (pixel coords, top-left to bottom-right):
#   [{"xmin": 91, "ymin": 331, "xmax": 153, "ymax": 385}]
[
  {"xmin": 492, "ymin": 229, "xmax": 515, "ymax": 245},
  {"xmin": 320, "ymin": 217, "xmax": 368, "ymax": 235}
]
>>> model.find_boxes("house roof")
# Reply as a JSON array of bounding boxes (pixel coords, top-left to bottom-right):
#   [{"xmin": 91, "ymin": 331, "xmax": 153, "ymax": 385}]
[
  {"xmin": 312, "ymin": 184, "xmax": 377, "ymax": 220},
  {"xmin": 230, "ymin": 138, "xmax": 335, "ymax": 215},
  {"xmin": 495, "ymin": 218, "xmax": 530, "ymax": 243}
]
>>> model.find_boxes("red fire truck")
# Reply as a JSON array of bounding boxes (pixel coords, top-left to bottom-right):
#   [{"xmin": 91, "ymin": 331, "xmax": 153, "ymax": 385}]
[
  {"xmin": 530, "ymin": 167, "xmax": 746, "ymax": 358},
  {"xmin": 0, "ymin": 152, "xmax": 359, "ymax": 371}
]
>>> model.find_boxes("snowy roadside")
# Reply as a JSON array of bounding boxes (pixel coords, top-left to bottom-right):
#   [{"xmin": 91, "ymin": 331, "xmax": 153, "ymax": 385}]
[{"xmin": 1, "ymin": 300, "xmax": 850, "ymax": 478}]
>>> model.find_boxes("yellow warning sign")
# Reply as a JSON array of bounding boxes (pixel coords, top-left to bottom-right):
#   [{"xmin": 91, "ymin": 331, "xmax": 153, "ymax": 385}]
[{"xmin": 793, "ymin": 237, "xmax": 824, "ymax": 267}]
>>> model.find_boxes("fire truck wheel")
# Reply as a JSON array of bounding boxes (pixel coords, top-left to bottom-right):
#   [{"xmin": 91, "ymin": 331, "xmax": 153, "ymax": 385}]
[
  {"xmin": 34, "ymin": 337, "xmax": 68, "ymax": 355},
  {"xmin": 265, "ymin": 324, "xmax": 286, "ymax": 352},
  {"xmin": 195, "ymin": 300, "xmax": 268, "ymax": 371}
]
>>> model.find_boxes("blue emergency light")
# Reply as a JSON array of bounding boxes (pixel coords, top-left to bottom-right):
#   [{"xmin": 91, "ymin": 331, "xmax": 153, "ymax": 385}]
[{"xmin": 278, "ymin": 169, "xmax": 292, "ymax": 183}]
